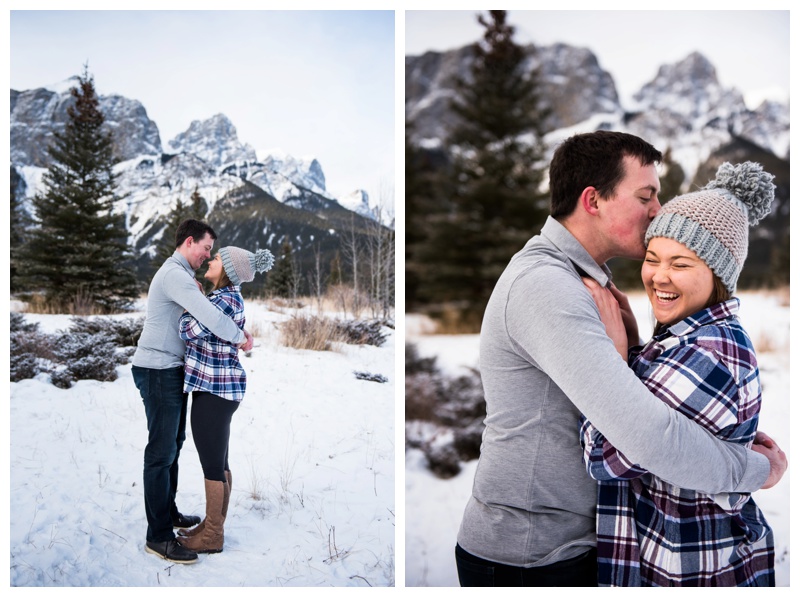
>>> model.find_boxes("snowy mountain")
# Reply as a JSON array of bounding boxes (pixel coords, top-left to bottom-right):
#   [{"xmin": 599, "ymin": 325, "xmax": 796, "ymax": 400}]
[
  {"xmin": 10, "ymin": 80, "xmax": 382, "ymax": 280},
  {"xmin": 406, "ymin": 46, "xmax": 789, "ymax": 188},
  {"xmin": 405, "ymin": 43, "xmax": 789, "ymax": 289},
  {"xmin": 11, "ymin": 79, "xmax": 162, "ymax": 167},
  {"xmin": 168, "ymin": 113, "xmax": 257, "ymax": 168}
]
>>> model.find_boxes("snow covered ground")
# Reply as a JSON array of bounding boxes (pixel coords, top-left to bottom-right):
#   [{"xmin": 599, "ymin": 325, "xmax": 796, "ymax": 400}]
[
  {"xmin": 405, "ymin": 290, "xmax": 791, "ymax": 587},
  {"xmin": 9, "ymin": 300, "xmax": 395, "ymax": 587}
]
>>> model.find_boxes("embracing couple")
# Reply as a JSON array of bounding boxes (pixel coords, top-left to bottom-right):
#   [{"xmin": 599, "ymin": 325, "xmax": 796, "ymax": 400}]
[
  {"xmin": 131, "ymin": 219, "xmax": 274, "ymax": 564},
  {"xmin": 456, "ymin": 131, "xmax": 787, "ymax": 587}
]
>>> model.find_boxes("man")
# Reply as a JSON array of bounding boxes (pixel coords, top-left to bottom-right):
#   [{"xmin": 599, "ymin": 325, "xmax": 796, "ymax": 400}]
[
  {"xmin": 132, "ymin": 219, "xmax": 254, "ymax": 564},
  {"xmin": 455, "ymin": 131, "xmax": 786, "ymax": 586}
]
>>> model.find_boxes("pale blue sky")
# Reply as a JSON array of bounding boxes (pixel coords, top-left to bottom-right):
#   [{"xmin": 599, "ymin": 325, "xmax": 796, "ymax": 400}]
[
  {"xmin": 406, "ymin": 10, "xmax": 790, "ymax": 110},
  {"xmin": 9, "ymin": 9, "xmax": 395, "ymax": 201}
]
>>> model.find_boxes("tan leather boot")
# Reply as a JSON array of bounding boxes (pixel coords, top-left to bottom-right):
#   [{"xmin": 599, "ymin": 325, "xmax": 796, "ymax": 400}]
[
  {"xmin": 177, "ymin": 478, "xmax": 226, "ymax": 554},
  {"xmin": 179, "ymin": 470, "xmax": 231, "ymax": 538}
]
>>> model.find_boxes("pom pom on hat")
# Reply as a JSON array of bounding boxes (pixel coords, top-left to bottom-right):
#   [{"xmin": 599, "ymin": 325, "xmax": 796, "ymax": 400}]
[
  {"xmin": 703, "ymin": 161, "xmax": 775, "ymax": 225},
  {"xmin": 645, "ymin": 161, "xmax": 776, "ymax": 294},
  {"xmin": 219, "ymin": 246, "xmax": 275, "ymax": 286}
]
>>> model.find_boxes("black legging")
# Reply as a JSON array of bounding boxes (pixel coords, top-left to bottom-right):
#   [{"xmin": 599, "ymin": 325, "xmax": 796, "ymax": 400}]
[{"xmin": 190, "ymin": 391, "xmax": 240, "ymax": 482}]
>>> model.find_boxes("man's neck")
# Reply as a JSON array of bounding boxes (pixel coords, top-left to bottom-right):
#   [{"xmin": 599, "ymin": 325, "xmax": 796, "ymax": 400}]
[
  {"xmin": 558, "ymin": 216, "xmax": 610, "ymax": 266},
  {"xmin": 174, "ymin": 249, "xmax": 195, "ymax": 272}
]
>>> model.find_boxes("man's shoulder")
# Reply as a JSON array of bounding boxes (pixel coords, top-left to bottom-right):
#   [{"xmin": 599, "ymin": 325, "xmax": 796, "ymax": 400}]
[
  {"xmin": 152, "ymin": 257, "xmax": 191, "ymax": 284},
  {"xmin": 487, "ymin": 239, "xmax": 585, "ymax": 322},
  {"xmin": 506, "ymin": 240, "xmax": 579, "ymax": 288}
]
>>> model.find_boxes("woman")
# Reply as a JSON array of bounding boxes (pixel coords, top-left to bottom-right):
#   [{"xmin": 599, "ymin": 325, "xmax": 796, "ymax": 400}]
[
  {"xmin": 176, "ymin": 245, "xmax": 274, "ymax": 554},
  {"xmin": 580, "ymin": 162, "xmax": 777, "ymax": 586}
]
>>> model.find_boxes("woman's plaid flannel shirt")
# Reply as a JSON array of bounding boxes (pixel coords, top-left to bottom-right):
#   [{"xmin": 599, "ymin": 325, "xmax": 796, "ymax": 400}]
[
  {"xmin": 179, "ymin": 285, "xmax": 246, "ymax": 402},
  {"xmin": 580, "ymin": 299, "xmax": 774, "ymax": 586}
]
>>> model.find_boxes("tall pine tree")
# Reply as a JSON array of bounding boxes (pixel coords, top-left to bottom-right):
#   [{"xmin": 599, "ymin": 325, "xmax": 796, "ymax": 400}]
[
  {"xmin": 10, "ymin": 166, "xmax": 27, "ymax": 294},
  {"xmin": 420, "ymin": 10, "xmax": 550, "ymax": 323},
  {"xmin": 152, "ymin": 186, "xmax": 210, "ymax": 288},
  {"xmin": 17, "ymin": 67, "xmax": 140, "ymax": 313},
  {"xmin": 405, "ymin": 122, "xmax": 453, "ymax": 311},
  {"xmin": 266, "ymin": 239, "xmax": 297, "ymax": 298}
]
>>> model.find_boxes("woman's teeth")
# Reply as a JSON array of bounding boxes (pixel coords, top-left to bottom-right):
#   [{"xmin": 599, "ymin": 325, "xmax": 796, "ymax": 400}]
[{"xmin": 655, "ymin": 291, "xmax": 678, "ymax": 302}]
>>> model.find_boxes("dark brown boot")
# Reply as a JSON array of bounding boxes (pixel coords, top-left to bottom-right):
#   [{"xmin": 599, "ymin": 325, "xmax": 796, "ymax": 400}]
[
  {"xmin": 178, "ymin": 470, "xmax": 231, "ymax": 538},
  {"xmin": 177, "ymin": 479, "xmax": 226, "ymax": 554}
]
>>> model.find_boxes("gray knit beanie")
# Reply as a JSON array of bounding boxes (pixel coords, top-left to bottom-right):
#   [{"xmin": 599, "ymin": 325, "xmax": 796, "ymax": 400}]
[
  {"xmin": 218, "ymin": 246, "xmax": 275, "ymax": 285},
  {"xmin": 645, "ymin": 161, "xmax": 775, "ymax": 294}
]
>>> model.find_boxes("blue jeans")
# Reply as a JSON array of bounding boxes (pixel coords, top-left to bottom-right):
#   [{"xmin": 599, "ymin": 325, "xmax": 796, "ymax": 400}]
[
  {"xmin": 132, "ymin": 365, "xmax": 188, "ymax": 542},
  {"xmin": 455, "ymin": 543, "xmax": 598, "ymax": 587}
]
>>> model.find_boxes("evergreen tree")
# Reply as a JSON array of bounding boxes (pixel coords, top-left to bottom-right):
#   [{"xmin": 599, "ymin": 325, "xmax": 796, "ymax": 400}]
[
  {"xmin": 153, "ymin": 197, "xmax": 191, "ymax": 268},
  {"xmin": 10, "ymin": 166, "xmax": 28, "ymax": 294},
  {"xmin": 266, "ymin": 239, "xmax": 297, "ymax": 298},
  {"xmin": 17, "ymin": 67, "xmax": 139, "ymax": 312},
  {"xmin": 420, "ymin": 10, "xmax": 550, "ymax": 321},
  {"xmin": 152, "ymin": 187, "xmax": 209, "ymax": 282},
  {"xmin": 405, "ymin": 122, "xmax": 452, "ymax": 311},
  {"xmin": 658, "ymin": 147, "xmax": 686, "ymax": 202}
]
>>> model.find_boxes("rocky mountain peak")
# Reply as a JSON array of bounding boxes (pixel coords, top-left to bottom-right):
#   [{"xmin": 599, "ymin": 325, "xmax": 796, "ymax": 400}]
[
  {"xmin": 631, "ymin": 51, "xmax": 744, "ymax": 120},
  {"xmin": 259, "ymin": 153, "xmax": 327, "ymax": 195},
  {"xmin": 10, "ymin": 83, "xmax": 161, "ymax": 167},
  {"xmin": 168, "ymin": 113, "xmax": 256, "ymax": 168}
]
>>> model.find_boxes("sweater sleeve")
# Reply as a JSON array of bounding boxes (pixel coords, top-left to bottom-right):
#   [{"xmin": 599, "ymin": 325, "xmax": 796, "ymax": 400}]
[
  {"xmin": 580, "ymin": 416, "xmax": 649, "ymax": 480},
  {"xmin": 505, "ymin": 264, "xmax": 768, "ymax": 494},
  {"xmin": 180, "ymin": 291, "xmax": 240, "ymax": 343},
  {"xmin": 161, "ymin": 269, "xmax": 244, "ymax": 345}
]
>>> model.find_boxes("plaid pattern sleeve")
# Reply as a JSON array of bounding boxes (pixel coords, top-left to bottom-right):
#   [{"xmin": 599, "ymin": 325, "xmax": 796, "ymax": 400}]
[
  {"xmin": 580, "ymin": 417, "xmax": 649, "ymax": 480},
  {"xmin": 588, "ymin": 299, "xmax": 774, "ymax": 586},
  {"xmin": 180, "ymin": 286, "xmax": 247, "ymax": 402}
]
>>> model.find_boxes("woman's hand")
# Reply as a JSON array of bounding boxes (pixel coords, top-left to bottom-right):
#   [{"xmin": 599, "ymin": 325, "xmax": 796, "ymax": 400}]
[
  {"xmin": 753, "ymin": 431, "xmax": 787, "ymax": 490},
  {"xmin": 238, "ymin": 329, "xmax": 254, "ymax": 352},
  {"xmin": 608, "ymin": 281, "xmax": 640, "ymax": 348},
  {"xmin": 582, "ymin": 277, "xmax": 628, "ymax": 360}
]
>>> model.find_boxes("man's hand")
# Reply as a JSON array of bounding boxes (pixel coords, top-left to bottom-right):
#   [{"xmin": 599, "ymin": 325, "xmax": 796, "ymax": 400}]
[
  {"xmin": 238, "ymin": 329, "xmax": 254, "ymax": 352},
  {"xmin": 752, "ymin": 431, "xmax": 787, "ymax": 490}
]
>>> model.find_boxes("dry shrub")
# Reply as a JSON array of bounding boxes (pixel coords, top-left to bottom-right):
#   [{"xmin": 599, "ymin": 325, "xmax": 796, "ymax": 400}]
[
  {"xmin": 753, "ymin": 332, "xmax": 779, "ymax": 354},
  {"xmin": 268, "ymin": 297, "xmax": 305, "ymax": 311},
  {"xmin": 326, "ymin": 284, "xmax": 369, "ymax": 318},
  {"xmin": 427, "ymin": 304, "xmax": 483, "ymax": 334},
  {"xmin": 23, "ymin": 290, "xmax": 108, "ymax": 315},
  {"xmin": 405, "ymin": 342, "xmax": 486, "ymax": 477},
  {"xmin": 279, "ymin": 315, "xmax": 346, "ymax": 352}
]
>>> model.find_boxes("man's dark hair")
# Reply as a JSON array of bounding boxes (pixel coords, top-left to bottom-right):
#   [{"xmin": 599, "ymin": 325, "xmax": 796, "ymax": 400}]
[
  {"xmin": 175, "ymin": 219, "xmax": 217, "ymax": 248},
  {"xmin": 549, "ymin": 131, "xmax": 662, "ymax": 219}
]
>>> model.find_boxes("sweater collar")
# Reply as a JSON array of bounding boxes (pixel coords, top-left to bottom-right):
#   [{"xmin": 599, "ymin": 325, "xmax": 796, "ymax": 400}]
[
  {"xmin": 540, "ymin": 216, "xmax": 611, "ymax": 287},
  {"xmin": 172, "ymin": 250, "xmax": 194, "ymax": 276}
]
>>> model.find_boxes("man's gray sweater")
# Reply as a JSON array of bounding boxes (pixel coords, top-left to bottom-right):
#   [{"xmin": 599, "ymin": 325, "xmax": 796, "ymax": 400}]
[
  {"xmin": 132, "ymin": 252, "xmax": 245, "ymax": 369},
  {"xmin": 457, "ymin": 217, "xmax": 769, "ymax": 568}
]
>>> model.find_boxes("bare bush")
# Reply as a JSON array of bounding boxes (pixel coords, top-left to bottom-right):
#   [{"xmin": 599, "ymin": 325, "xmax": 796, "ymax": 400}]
[
  {"xmin": 67, "ymin": 316, "xmax": 144, "ymax": 347},
  {"xmin": 335, "ymin": 319, "xmax": 388, "ymax": 347},
  {"xmin": 50, "ymin": 332, "xmax": 120, "ymax": 388},
  {"xmin": 10, "ymin": 313, "xmax": 141, "ymax": 387},
  {"xmin": 278, "ymin": 315, "xmax": 347, "ymax": 352},
  {"xmin": 405, "ymin": 342, "xmax": 486, "ymax": 477},
  {"xmin": 10, "ymin": 315, "xmax": 54, "ymax": 382}
]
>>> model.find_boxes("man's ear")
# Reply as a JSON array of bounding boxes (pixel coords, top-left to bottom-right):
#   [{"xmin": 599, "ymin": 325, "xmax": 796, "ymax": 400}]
[{"xmin": 579, "ymin": 187, "xmax": 601, "ymax": 216}]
